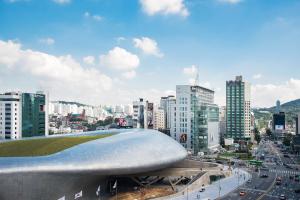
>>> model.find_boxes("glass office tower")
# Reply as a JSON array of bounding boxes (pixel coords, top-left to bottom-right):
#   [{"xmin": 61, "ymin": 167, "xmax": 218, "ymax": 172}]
[
  {"xmin": 22, "ymin": 92, "xmax": 47, "ymax": 137},
  {"xmin": 226, "ymin": 76, "xmax": 251, "ymax": 141}
]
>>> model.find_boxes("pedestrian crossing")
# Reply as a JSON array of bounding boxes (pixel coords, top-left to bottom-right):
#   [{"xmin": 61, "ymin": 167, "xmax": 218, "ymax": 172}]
[{"xmin": 269, "ymin": 169, "xmax": 300, "ymax": 176}]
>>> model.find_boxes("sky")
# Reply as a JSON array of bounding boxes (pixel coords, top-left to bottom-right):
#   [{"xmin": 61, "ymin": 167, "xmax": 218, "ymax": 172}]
[{"xmin": 0, "ymin": 0, "xmax": 300, "ymax": 107}]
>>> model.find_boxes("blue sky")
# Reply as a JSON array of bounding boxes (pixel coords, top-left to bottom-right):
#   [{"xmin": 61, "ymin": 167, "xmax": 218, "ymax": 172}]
[{"xmin": 0, "ymin": 0, "xmax": 300, "ymax": 107}]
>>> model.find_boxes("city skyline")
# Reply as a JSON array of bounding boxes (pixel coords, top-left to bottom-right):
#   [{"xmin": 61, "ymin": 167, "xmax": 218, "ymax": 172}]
[{"xmin": 1, "ymin": 0, "xmax": 300, "ymax": 107}]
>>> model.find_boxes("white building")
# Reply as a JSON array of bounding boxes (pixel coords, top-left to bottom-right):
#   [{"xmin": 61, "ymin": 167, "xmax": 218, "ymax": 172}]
[
  {"xmin": 0, "ymin": 91, "xmax": 48, "ymax": 140},
  {"xmin": 132, "ymin": 98, "xmax": 153, "ymax": 129},
  {"xmin": 114, "ymin": 105, "xmax": 124, "ymax": 113},
  {"xmin": 171, "ymin": 85, "xmax": 220, "ymax": 154},
  {"xmin": 153, "ymin": 107, "xmax": 165, "ymax": 130},
  {"xmin": 124, "ymin": 104, "xmax": 133, "ymax": 116},
  {"xmin": 0, "ymin": 92, "xmax": 22, "ymax": 140},
  {"xmin": 160, "ymin": 96, "xmax": 176, "ymax": 133},
  {"xmin": 133, "ymin": 98, "xmax": 146, "ymax": 128},
  {"xmin": 219, "ymin": 106, "xmax": 226, "ymax": 144}
]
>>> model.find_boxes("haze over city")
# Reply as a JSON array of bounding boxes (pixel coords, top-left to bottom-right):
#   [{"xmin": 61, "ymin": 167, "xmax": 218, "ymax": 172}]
[{"xmin": 1, "ymin": 0, "xmax": 300, "ymax": 107}]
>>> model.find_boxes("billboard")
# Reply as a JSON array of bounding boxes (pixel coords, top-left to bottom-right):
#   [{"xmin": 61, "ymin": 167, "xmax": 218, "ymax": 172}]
[
  {"xmin": 273, "ymin": 112, "xmax": 285, "ymax": 131},
  {"xmin": 118, "ymin": 118, "xmax": 127, "ymax": 127},
  {"xmin": 146, "ymin": 102, "xmax": 153, "ymax": 129},
  {"xmin": 275, "ymin": 125, "xmax": 284, "ymax": 131},
  {"xmin": 180, "ymin": 134, "xmax": 187, "ymax": 143}
]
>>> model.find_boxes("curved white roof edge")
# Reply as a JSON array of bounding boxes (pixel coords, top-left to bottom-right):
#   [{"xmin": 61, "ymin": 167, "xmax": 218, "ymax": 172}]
[{"xmin": 0, "ymin": 129, "xmax": 187, "ymax": 175}]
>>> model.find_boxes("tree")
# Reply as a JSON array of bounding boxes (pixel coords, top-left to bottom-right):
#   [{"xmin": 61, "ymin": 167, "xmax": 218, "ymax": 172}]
[
  {"xmin": 255, "ymin": 132, "xmax": 261, "ymax": 144},
  {"xmin": 266, "ymin": 128, "xmax": 272, "ymax": 136},
  {"xmin": 283, "ymin": 134, "xmax": 293, "ymax": 146}
]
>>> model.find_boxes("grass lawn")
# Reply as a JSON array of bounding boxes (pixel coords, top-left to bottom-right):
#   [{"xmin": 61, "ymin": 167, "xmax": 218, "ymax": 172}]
[
  {"xmin": 0, "ymin": 134, "xmax": 112, "ymax": 157},
  {"xmin": 219, "ymin": 152, "xmax": 254, "ymax": 160}
]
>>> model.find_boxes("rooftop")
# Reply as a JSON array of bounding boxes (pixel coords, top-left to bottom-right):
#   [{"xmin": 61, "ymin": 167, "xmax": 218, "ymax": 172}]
[{"xmin": 0, "ymin": 134, "xmax": 112, "ymax": 157}]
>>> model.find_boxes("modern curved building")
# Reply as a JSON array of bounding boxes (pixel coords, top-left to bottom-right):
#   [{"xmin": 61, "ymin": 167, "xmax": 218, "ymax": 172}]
[{"xmin": 0, "ymin": 129, "xmax": 187, "ymax": 200}]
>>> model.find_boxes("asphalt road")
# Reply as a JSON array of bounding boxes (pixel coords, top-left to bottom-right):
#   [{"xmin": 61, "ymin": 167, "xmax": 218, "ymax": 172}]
[
  {"xmin": 220, "ymin": 169, "xmax": 275, "ymax": 200},
  {"xmin": 221, "ymin": 138, "xmax": 300, "ymax": 200}
]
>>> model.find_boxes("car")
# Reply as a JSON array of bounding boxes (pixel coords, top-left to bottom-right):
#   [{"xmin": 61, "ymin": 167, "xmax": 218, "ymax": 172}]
[
  {"xmin": 290, "ymin": 175, "xmax": 294, "ymax": 180},
  {"xmin": 295, "ymin": 177, "xmax": 299, "ymax": 182},
  {"xmin": 276, "ymin": 180, "xmax": 281, "ymax": 185},
  {"xmin": 279, "ymin": 194, "xmax": 286, "ymax": 200},
  {"xmin": 239, "ymin": 191, "xmax": 246, "ymax": 196},
  {"xmin": 283, "ymin": 154, "xmax": 289, "ymax": 158},
  {"xmin": 295, "ymin": 188, "xmax": 300, "ymax": 193},
  {"xmin": 260, "ymin": 174, "xmax": 268, "ymax": 178},
  {"xmin": 247, "ymin": 179, "xmax": 252, "ymax": 183}
]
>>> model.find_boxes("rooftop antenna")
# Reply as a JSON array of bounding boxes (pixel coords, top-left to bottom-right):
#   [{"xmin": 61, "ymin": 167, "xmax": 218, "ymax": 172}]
[{"xmin": 194, "ymin": 66, "xmax": 199, "ymax": 86}]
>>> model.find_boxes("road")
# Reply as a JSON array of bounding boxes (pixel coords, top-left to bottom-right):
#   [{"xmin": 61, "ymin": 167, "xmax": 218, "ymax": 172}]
[
  {"xmin": 220, "ymin": 169, "xmax": 275, "ymax": 200},
  {"xmin": 220, "ymin": 138, "xmax": 300, "ymax": 200}
]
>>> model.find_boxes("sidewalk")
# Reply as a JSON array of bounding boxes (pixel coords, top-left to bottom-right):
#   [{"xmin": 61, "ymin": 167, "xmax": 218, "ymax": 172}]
[{"xmin": 161, "ymin": 168, "xmax": 250, "ymax": 200}]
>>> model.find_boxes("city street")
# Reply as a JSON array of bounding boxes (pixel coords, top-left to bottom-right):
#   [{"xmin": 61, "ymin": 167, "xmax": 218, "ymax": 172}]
[{"xmin": 220, "ymin": 139, "xmax": 300, "ymax": 200}]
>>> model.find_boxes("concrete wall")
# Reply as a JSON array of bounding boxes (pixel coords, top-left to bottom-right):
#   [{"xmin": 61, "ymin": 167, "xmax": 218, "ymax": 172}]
[{"xmin": 0, "ymin": 173, "xmax": 108, "ymax": 200}]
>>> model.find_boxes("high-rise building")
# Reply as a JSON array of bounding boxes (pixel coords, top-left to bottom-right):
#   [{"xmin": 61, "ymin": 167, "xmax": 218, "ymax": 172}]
[
  {"xmin": 0, "ymin": 92, "xmax": 22, "ymax": 140},
  {"xmin": 21, "ymin": 92, "xmax": 48, "ymax": 137},
  {"xmin": 226, "ymin": 76, "xmax": 251, "ymax": 141},
  {"xmin": 171, "ymin": 85, "xmax": 219, "ymax": 154},
  {"xmin": 153, "ymin": 107, "xmax": 165, "ymax": 131},
  {"xmin": 144, "ymin": 101, "xmax": 154, "ymax": 129},
  {"xmin": 276, "ymin": 100, "xmax": 281, "ymax": 114},
  {"xmin": 219, "ymin": 106, "xmax": 226, "ymax": 145},
  {"xmin": 160, "ymin": 95, "xmax": 176, "ymax": 134},
  {"xmin": 273, "ymin": 112, "xmax": 285, "ymax": 133},
  {"xmin": 132, "ymin": 98, "xmax": 153, "ymax": 129},
  {"xmin": 0, "ymin": 91, "xmax": 48, "ymax": 140}
]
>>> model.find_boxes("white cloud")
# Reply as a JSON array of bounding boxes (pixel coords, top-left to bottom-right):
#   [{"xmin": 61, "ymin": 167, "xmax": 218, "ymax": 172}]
[
  {"xmin": 53, "ymin": 0, "xmax": 71, "ymax": 5},
  {"xmin": 83, "ymin": 56, "xmax": 95, "ymax": 65},
  {"xmin": 92, "ymin": 15, "xmax": 102, "ymax": 21},
  {"xmin": 133, "ymin": 37, "xmax": 163, "ymax": 57},
  {"xmin": 38, "ymin": 37, "xmax": 55, "ymax": 45},
  {"xmin": 140, "ymin": 0, "xmax": 189, "ymax": 17},
  {"xmin": 0, "ymin": 40, "xmax": 112, "ymax": 105},
  {"xmin": 183, "ymin": 65, "xmax": 198, "ymax": 76},
  {"xmin": 122, "ymin": 70, "xmax": 136, "ymax": 79},
  {"xmin": 100, "ymin": 47, "xmax": 140, "ymax": 71},
  {"xmin": 116, "ymin": 37, "xmax": 126, "ymax": 44},
  {"xmin": 252, "ymin": 78, "xmax": 300, "ymax": 107},
  {"xmin": 217, "ymin": 0, "xmax": 242, "ymax": 4},
  {"xmin": 253, "ymin": 73, "xmax": 262, "ymax": 79},
  {"xmin": 84, "ymin": 12, "xmax": 103, "ymax": 21}
]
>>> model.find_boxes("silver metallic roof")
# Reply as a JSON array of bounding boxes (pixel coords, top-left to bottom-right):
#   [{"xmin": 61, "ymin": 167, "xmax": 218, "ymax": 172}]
[{"xmin": 0, "ymin": 129, "xmax": 187, "ymax": 175}]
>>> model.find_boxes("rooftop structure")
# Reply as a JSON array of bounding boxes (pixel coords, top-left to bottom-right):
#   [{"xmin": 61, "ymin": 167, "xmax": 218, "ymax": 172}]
[{"xmin": 0, "ymin": 129, "xmax": 187, "ymax": 200}]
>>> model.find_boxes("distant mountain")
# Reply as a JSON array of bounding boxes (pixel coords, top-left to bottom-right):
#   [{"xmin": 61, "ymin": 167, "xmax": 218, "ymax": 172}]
[{"xmin": 269, "ymin": 99, "xmax": 300, "ymax": 114}]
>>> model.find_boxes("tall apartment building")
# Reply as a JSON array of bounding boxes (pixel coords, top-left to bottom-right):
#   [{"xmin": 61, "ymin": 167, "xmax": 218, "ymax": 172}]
[
  {"xmin": 0, "ymin": 91, "xmax": 48, "ymax": 140},
  {"xmin": 226, "ymin": 76, "xmax": 251, "ymax": 141},
  {"xmin": 22, "ymin": 92, "xmax": 48, "ymax": 137},
  {"xmin": 171, "ymin": 85, "xmax": 219, "ymax": 154},
  {"xmin": 160, "ymin": 95, "xmax": 176, "ymax": 134},
  {"xmin": 219, "ymin": 106, "xmax": 226, "ymax": 145},
  {"xmin": 132, "ymin": 98, "xmax": 153, "ymax": 129},
  {"xmin": 0, "ymin": 92, "xmax": 22, "ymax": 139},
  {"xmin": 153, "ymin": 107, "xmax": 165, "ymax": 131}
]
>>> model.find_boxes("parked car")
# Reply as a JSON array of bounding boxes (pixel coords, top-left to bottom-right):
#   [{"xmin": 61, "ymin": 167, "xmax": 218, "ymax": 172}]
[
  {"xmin": 260, "ymin": 174, "xmax": 268, "ymax": 178},
  {"xmin": 239, "ymin": 191, "xmax": 246, "ymax": 196},
  {"xmin": 279, "ymin": 194, "xmax": 286, "ymax": 200}
]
